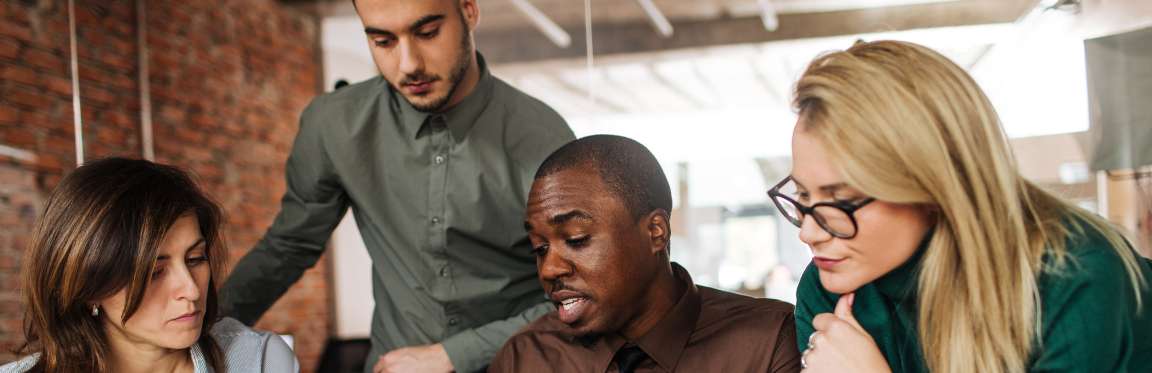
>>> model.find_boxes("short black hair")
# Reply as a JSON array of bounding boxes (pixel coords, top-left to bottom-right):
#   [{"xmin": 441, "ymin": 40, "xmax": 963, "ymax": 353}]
[{"xmin": 535, "ymin": 135, "xmax": 672, "ymax": 221}]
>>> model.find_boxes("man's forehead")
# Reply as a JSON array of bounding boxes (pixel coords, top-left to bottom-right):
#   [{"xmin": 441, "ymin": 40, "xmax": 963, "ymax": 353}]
[
  {"xmin": 530, "ymin": 168, "xmax": 607, "ymax": 203},
  {"xmin": 357, "ymin": 0, "xmax": 455, "ymax": 28}
]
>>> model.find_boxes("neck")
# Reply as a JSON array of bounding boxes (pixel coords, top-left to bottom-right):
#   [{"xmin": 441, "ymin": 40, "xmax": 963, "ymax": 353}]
[
  {"xmin": 439, "ymin": 50, "xmax": 481, "ymax": 111},
  {"xmin": 621, "ymin": 262, "xmax": 684, "ymax": 340},
  {"xmin": 105, "ymin": 327, "xmax": 193, "ymax": 373}
]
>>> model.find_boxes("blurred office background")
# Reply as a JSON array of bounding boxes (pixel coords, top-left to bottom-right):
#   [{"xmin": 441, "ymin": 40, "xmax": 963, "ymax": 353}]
[{"xmin": 2, "ymin": 0, "xmax": 1150, "ymax": 371}]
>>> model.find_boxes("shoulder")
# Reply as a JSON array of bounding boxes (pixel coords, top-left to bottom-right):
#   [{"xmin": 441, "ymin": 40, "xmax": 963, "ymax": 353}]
[
  {"xmin": 210, "ymin": 317, "xmax": 286, "ymax": 354},
  {"xmin": 490, "ymin": 77, "xmax": 572, "ymax": 135},
  {"xmin": 210, "ymin": 317, "xmax": 297, "ymax": 369},
  {"xmin": 503, "ymin": 311, "xmax": 572, "ymax": 345},
  {"xmin": 210, "ymin": 316, "xmax": 269, "ymax": 342},
  {"xmin": 695, "ymin": 286, "xmax": 795, "ymax": 339},
  {"xmin": 306, "ymin": 77, "xmax": 387, "ymax": 115},
  {"xmin": 497, "ymin": 312, "xmax": 580, "ymax": 357},
  {"xmin": 1036, "ymin": 222, "xmax": 1150, "ymax": 325},
  {"xmin": 0, "ymin": 354, "xmax": 39, "ymax": 373},
  {"xmin": 296, "ymin": 77, "xmax": 388, "ymax": 134},
  {"xmin": 1041, "ymin": 225, "xmax": 1135, "ymax": 293}
]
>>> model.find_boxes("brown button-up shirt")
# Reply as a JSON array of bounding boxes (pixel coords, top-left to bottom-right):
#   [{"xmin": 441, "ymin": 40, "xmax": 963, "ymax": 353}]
[{"xmin": 489, "ymin": 263, "xmax": 802, "ymax": 373}]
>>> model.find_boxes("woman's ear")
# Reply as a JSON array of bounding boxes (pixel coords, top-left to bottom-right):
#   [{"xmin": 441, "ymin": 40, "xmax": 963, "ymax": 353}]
[{"xmin": 646, "ymin": 209, "xmax": 671, "ymax": 256}]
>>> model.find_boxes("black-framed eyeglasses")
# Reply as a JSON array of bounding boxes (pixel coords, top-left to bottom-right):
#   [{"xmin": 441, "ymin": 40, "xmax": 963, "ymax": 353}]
[{"xmin": 767, "ymin": 176, "xmax": 875, "ymax": 239}]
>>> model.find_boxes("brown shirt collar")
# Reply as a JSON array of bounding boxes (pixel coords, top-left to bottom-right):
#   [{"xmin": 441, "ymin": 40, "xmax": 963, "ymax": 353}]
[
  {"xmin": 632, "ymin": 263, "xmax": 701, "ymax": 371},
  {"xmin": 561, "ymin": 262, "xmax": 701, "ymax": 372}
]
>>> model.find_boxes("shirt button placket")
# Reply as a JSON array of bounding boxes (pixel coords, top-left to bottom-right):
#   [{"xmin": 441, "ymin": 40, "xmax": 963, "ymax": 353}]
[{"xmin": 429, "ymin": 115, "xmax": 451, "ymax": 296}]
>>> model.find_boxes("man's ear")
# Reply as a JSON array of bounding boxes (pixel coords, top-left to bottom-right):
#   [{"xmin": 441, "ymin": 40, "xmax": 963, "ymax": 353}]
[
  {"xmin": 461, "ymin": 0, "xmax": 480, "ymax": 30},
  {"xmin": 645, "ymin": 209, "xmax": 671, "ymax": 256}
]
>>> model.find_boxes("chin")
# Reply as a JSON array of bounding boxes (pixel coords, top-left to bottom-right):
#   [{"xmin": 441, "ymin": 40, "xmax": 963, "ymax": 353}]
[
  {"xmin": 158, "ymin": 331, "xmax": 203, "ymax": 349},
  {"xmin": 817, "ymin": 270, "xmax": 866, "ymax": 294},
  {"xmin": 405, "ymin": 93, "xmax": 450, "ymax": 112},
  {"xmin": 564, "ymin": 318, "xmax": 607, "ymax": 338}
]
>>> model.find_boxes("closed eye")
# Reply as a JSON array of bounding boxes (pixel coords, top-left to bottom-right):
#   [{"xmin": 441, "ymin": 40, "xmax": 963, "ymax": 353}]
[
  {"xmin": 187, "ymin": 256, "xmax": 208, "ymax": 267},
  {"xmin": 531, "ymin": 244, "xmax": 549, "ymax": 257},
  {"xmin": 415, "ymin": 28, "xmax": 440, "ymax": 39},
  {"xmin": 565, "ymin": 236, "xmax": 590, "ymax": 248}
]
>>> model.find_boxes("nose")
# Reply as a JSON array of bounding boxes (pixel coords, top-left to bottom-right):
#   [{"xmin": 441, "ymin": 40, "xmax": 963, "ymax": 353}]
[
  {"xmin": 397, "ymin": 38, "xmax": 424, "ymax": 76},
  {"xmin": 798, "ymin": 214, "xmax": 832, "ymax": 247},
  {"xmin": 172, "ymin": 265, "xmax": 202, "ymax": 303},
  {"xmin": 538, "ymin": 246, "xmax": 573, "ymax": 283}
]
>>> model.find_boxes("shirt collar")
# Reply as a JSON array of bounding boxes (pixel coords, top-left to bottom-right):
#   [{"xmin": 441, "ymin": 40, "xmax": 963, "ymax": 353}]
[
  {"xmin": 190, "ymin": 342, "xmax": 211, "ymax": 373},
  {"xmin": 570, "ymin": 262, "xmax": 701, "ymax": 373},
  {"xmin": 393, "ymin": 52, "xmax": 495, "ymax": 142},
  {"xmin": 873, "ymin": 227, "xmax": 935, "ymax": 302},
  {"xmin": 630, "ymin": 262, "xmax": 701, "ymax": 372}
]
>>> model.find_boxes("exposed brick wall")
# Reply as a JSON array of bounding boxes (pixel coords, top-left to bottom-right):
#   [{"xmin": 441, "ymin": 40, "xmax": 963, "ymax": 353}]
[{"xmin": 0, "ymin": 1, "xmax": 329, "ymax": 371}]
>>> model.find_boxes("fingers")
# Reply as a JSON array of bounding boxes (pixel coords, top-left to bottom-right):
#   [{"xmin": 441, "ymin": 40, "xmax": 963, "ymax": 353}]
[
  {"xmin": 811, "ymin": 312, "xmax": 839, "ymax": 332},
  {"xmin": 374, "ymin": 356, "xmax": 387, "ymax": 373},
  {"xmin": 834, "ymin": 293, "xmax": 865, "ymax": 332}
]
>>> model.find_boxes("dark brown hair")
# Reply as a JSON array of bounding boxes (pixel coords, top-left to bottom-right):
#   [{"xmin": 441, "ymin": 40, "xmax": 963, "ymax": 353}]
[{"xmin": 19, "ymin": 158, "xmax": 225, "ymax": 372}]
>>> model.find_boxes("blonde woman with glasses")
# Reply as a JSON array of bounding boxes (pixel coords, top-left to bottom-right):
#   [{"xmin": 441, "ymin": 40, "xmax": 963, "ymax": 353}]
[{"xmin": 770, "ymin": 40, "xmax": 1152, "ymax": 373}]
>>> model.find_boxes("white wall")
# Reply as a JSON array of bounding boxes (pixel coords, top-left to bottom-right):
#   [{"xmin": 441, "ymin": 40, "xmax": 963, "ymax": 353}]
[{"xmin": 322, "ymin": 14, "xmax": 379, "ymax": 339}]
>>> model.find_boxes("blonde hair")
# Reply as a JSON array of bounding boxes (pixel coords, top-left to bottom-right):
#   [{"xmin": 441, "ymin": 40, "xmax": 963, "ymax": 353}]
[{"xmin": 793, "ymin": 40, "xmax": 1146, "ymax": 373}]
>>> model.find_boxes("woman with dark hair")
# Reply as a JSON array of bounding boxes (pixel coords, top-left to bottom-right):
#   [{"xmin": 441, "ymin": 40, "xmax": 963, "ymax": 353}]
[{"xmin": 2, "ymin": 158, "xmax": 297, "ymax": 373}]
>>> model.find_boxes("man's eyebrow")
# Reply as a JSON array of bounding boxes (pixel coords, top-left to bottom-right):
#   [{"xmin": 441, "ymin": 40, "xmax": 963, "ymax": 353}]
[
  {"xmin": 408, "ymin": 14, "xmax": 445, "ymax": 32},
  {"xmin": 364, "ymin": 26, "xmax": 393, "ymax": 36},
  {"xmin": 524, "ymin": 210, "xmax": 594, "ymax": 232},
  {"xmin": 364, "ymin": 14, "xmax": 444, "ymax": 37},
  {"xmin": 550, "ymin": 210, "xmax": 593, "ymax": 226}
]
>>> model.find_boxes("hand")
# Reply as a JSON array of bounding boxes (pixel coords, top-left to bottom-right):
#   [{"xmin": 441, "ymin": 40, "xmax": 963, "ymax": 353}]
[
  {"xmin": 373, "ymin": 343, "xmax": 455, "ymax": 373},
  {"xmin": 802, "ymin": 293, "xmax": 891, "ymax": 373}
]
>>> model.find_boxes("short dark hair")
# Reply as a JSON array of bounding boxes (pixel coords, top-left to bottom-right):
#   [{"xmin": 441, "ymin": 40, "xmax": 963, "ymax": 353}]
[{"xmin": 535, "ymin": 135, "xmax": 672, "ymax": 221}]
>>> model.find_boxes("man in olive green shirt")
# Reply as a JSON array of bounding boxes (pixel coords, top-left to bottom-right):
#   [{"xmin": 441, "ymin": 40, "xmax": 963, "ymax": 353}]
[{"xmin": 218, "ymin": 1, "xmax": 574, "ymax": 372}]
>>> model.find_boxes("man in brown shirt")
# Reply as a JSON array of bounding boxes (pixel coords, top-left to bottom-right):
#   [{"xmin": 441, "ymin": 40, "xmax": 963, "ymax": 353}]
[{"xmin": 489, "ymin": 135, "xmax": 802, "ymax": 373}]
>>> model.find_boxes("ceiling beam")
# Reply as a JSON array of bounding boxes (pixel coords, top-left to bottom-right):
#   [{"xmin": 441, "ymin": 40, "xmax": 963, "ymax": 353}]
[{"xmin": 476, "ymin": 0, "xmax": 1034, "ymax": 64}]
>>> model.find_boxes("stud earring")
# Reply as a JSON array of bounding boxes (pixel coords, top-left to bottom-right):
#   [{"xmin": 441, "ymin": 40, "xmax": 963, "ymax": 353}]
[{"xmin": 91, "ymin": 305, "xmax": 99, "ymax": 317}]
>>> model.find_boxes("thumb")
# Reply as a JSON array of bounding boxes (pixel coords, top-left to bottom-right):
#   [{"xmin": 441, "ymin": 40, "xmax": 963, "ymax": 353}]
[{"xmin": 834, "ymin": 292, "xmax": 864, "ymax": 331}]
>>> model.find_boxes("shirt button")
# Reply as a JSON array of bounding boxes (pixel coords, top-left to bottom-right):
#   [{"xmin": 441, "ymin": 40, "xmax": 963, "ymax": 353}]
[
  {"xmin": 448, "ymin": 318, "xmax": 459, "ymax": 326},
  {"xmin": 431, "ymin": 216, "xmax": 441, "ymax": 224},
  {"xmin": 434, "ymin": 155, "xmax": 445, "ymax": 164},
  {"xmin": 439, "ymin": 266, "xmax": 449, "ymax": 277}
]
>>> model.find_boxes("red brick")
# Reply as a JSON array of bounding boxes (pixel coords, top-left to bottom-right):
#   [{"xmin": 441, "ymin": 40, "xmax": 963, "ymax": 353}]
[
  {"xmin": 85, "ymin": 68, "xmax": 136, "ymax": 91},
  {"xmin": 0, "ymin": 108, "xmax": 17, "ymax": 125},
  {"xmin": 21, "ymin": 48, "xmax": 66, "ymax": 72},
  {"xmin": 44, "ymin": 134, "xmax": 74, "ymax": 155},
  {"xmin": 34, "ymin": 153, "xmax": 64, "ymax": 171},
  {"xmin": 1, "ymin": 65, "xmax": 39, "ymax": 86},
  {"xmin": 2, "ymin": 130, "xmax": 36, "ymax": 149},
  {"xmin": 82, "ymin": 86, "xmax": 115, "ymax": 106},
  {"xmin": 19, "ymin": 111, "xmax": 60, "ymax": 130},
  {"xmin": 45, "ymin": 76, "xmax": 73, "ymax": 97},
  {"xmin": 4, "ymin": 88, "xmax": 52, "ymax": 109},
  {"xmin": 0, "ymin": 23, "xmax": 31, "ymax": 42},
  {"xmin": 0, "ymin": 38, "xmax": 18, "ymax": 60}
]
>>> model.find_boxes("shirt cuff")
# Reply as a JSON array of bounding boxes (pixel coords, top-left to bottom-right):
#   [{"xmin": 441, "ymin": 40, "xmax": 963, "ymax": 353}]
[{"xmin": 442, "ymin": 329, "xmax": 492, "ymax": 373}]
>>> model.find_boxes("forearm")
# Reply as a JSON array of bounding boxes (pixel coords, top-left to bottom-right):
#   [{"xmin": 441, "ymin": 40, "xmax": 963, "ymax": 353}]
[
  {"xmin": 219, "ymin": 238, "xmax": 323, "ymax": 325},
  {"xmin": 440, "ymin": 301, "xmax": 553, "ymax": 372}
]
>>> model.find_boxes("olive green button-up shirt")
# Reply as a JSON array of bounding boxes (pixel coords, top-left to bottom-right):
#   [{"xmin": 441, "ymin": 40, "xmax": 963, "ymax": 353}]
[
  {"xmin": 218, "ymin": 54, "xmax": 575, "ymax": 373},
  {"xmin": 796, "ymin": 224, "xmax": 1152, "ymax": 372}
]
